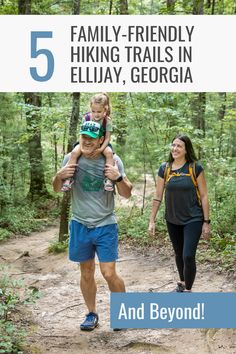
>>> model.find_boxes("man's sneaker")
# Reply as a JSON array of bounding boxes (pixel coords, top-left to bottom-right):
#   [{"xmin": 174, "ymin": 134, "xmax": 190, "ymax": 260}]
[
  {"xmin": 61, "ymin": 178, "xmax": 74, "ymax": 192},
  {"xmin": 104, "ymin": 178, "xmax": 114, "ymax": 192},
  {"xmin": 174, "ymin": 282, "xmax": 186, "ymax": 292},
  {"xmin": 80, "ymin": 312, "xmax": 99, "ymax": 331}
]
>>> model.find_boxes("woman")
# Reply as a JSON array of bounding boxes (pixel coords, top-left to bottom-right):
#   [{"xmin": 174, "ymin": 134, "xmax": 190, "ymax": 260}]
[{"xmin": 148, "ymin": 134, "xmax": 210, "ymax": 292}]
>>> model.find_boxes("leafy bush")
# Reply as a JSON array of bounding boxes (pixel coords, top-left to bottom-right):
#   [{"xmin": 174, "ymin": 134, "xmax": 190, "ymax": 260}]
[
  {"xmin": 48, "ymin": 238, "xmax": 69, "ymax": 253},
  {"xmin": 0, "ymin": 268, "xmax": 41, "ymax": 353},
  {"xmin": 0, "ymin": 202, "xmax": 59, "ymax": 241},
  {"xmin": 0, "ymin": 228, "xmax": 12, "ymax": 242},
  {"xmin": 0, "ymin": 320, "xmax": 26, "ymax": 354},
  {"xmin": 116, "ymin": 203, "xmax": 167, "ymax": 246}
]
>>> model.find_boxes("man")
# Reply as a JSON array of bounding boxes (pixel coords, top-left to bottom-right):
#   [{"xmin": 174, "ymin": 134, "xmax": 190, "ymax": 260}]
[{"xmin": 53, "ymin": 120, "xmax": 132, "ymax": 331}]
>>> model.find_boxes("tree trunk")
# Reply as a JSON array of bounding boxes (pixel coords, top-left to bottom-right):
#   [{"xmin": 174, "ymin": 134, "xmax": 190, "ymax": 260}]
[
  {"xmin": 192, "ymin": 0, "xmax": 204, "ymax": 14},
  {"xmin": 115, "ymin": 93, "xmax": 128, "ymax": 156},
  {"xmin": 58, "ymin": 93, "xmax": 81, "ymax": 242},
  {"xmin": 58, "ymin": 192, "xmax": 72, "ymax": 242},
  {"xmin": 58, "ymin": 0, "xmax": 81, "ymax": 242},
  {"xmin": 211, "ymin": 0, "xmax": 215, "ymax": 14},
  {"xmin": 47, "ymin": 94, "xmax": 58, "ymax": 174},
  {"xmin": 218, "ymin": 92, "xmax": 226, "ymax": 158},
  {"xmin": 120, "ymin": 0, "xmax": 128, "ymax": 14},
  {"xmin": 115, "ymin": 2, "xmax": 129, "ymax": 154},
  {"xmin": 18, "ymin": 0, "xmax": 31, "ymax": 14},
  {"xmin": 73, "ymin": 0, "xmax": 80, "ymax": 15},
  {"xmin": 67, "ymin": 92, "xmax": 81, "ymax": 152},
  {"xmin": 109, "ymin": 0, "xmax": 113, "ymax": 14},
  {"xmin": 192, "ymin": 0, "xmax": 206, "ymax": 159},
  {"xmin": 24, "ymin": 93, "xmax": 50, "ymax": 200},
  {"xmin": 19, "ymin": 0, "xmax": 49, "ymax": 201},
  {"xmin": 167, "ymin": 0, "xmax": 176, "ymax": 13},
  {"xmin": 191, "ymin": 93, "xmax": 206, "ymax": 159}
]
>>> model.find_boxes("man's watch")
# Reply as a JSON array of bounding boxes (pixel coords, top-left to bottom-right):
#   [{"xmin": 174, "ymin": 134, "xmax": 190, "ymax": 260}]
[
  {"xmin": 203, "ymin": 219, "xmax": 211, "ymax": 224},
  {"xmin": 116, "ymin": 175, "xmax": 123, "ymax": 183}
]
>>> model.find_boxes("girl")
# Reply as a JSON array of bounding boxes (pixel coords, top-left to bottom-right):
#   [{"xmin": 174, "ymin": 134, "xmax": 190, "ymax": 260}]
[{"xmin": 61, "ymin": 93, "xmax": 114, "ymax": 192}]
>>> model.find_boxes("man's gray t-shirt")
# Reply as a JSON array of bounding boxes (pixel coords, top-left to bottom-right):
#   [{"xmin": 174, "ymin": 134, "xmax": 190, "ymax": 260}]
[
  {"xmin": 63, "ymin": 154, "xmax": 125, "ymax": 228},
  {"xmin": 158, "ymin": 162, "xmax": 203, "ymax": 225}
]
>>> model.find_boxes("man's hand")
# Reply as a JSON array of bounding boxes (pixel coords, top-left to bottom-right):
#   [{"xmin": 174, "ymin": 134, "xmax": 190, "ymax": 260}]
[
  {"xmin": 53, "ymin": 164, "xmax": 78, "ymax": 192},
  {"xmin": 104, "ymin": 161, "xmax": 132, "ymax": 199},
  {"xmin": 57, "ymin": 164, "xmax": 78, "ymax": 180},
  {"xmin": 104, "ymin": 162, "xmax": 120, "ymax": 181}
]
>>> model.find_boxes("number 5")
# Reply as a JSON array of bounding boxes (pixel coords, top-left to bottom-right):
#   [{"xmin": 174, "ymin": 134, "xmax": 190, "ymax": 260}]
[{"xmin": 30, "ymin": 31, "xmax": 54, "ymax": 82}]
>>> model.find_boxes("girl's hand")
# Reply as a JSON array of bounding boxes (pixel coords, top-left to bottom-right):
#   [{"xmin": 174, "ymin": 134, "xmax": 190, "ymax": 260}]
[
  {"xmin": 88, "ymin": 148, "xmax": 102, "ymax": 158},
  {"xmin": 80, "ymin": 147, "xmax": 101, "ymax": 158},
  {"xmin": 202, "ymin": 222, "xmax": 211, "ymax": 240}
]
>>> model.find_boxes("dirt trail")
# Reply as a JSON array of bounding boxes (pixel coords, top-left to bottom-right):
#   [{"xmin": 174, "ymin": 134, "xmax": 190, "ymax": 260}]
[{"xmin": 0, "ymin": 225, "xmax": 235, "ymax": 354}]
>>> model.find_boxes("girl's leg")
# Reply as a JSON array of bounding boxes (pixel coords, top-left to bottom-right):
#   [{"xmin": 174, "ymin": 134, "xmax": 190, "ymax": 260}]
[
  {"xmin": 103, "ymin": 147, "xmax": 114, "ymax": 192},
  {"xmin": 166, "ymin": 222, "xmax": 185, "ymax": 284},
  {"xmin": 183, "ymin": 221, "xmax": 203, "ymax": 290},
  {"xmin": 61, "ymin": 145, "xmax": 81, "ymax": 191},
  {"xmin": 103, "ymin": 146, "xmax": 114, "ymax": 165}
]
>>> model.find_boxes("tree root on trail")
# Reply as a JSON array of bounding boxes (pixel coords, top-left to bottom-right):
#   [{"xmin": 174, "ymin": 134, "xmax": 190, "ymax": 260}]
[
  {"xmin": 52, "ymin": 302, "xmax": 84, "ymax": 316},
  {"xmin": 12, "ymin": 251, "xmax": 30, "ymax": 262},
  {"xmin": 149, "ymin": 281, "xmax": 173, "ymax": 292},
  {"xmin": 121, "ymin": 340, "xmax": 172, "ymax": 352}
]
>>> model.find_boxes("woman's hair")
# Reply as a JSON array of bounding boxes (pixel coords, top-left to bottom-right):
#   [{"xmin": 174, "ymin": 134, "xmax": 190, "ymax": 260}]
[
  {"xmin": 90, "ymin": 93, "xmax": 111, "ymax": 117},
  {"xmin": 168, "ymin": 134, "xmax": 198, "ymax": 163}
]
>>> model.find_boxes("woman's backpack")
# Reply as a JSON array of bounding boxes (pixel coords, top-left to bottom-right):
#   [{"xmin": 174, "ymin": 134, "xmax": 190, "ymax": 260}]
[{"xmin": 163, "ymin": 162, "xmax": 201, "ymax": 206}]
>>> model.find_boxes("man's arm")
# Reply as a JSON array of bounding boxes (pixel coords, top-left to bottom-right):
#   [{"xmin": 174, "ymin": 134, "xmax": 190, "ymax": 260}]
[
  {"xmin": 116, "ymin": 176, "xmax": 132, "ymax": 198},
  {"xmin": 104, "ymin": 163, "xmax": 132, "ymax": 199},
  {"xmin": 52, "ymin": 164, "xmax": 77, "ymax": 192}
]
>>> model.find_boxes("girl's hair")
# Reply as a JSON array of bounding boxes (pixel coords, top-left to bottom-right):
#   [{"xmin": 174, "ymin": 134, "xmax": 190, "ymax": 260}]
[
  {"xmin": 90, "ymin": 93, "xmax": 111, "ymax": 117},
  {"xmin": 168, "ymin": 134, "xmax": 198, "ymax": 163}
]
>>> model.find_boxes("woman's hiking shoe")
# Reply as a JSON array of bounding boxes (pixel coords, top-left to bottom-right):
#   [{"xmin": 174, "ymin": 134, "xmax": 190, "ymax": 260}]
[
  {"xmin": 80, "ymin": 312, "xmax": 99, "ymax": 331},
  {"xmin": 174, "ymin": 282, "xmax": 186, "ymax": 292}
]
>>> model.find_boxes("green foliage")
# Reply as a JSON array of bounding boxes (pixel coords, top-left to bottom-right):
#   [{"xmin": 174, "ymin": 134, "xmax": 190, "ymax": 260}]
[
  {"xmin": 0, "ymin": 201, "xmax": 59, "ymax": 241},
  {"xmin": 198, "ymin": 234, "xmax": 236, "ymax": 274},
  {"xmin": 0, "ymin": 320, "xmax": 25, "ymax": 354},
  {"xmin": 0, "ymin": 205, "xmax": 39, "ymax": 235},
  {"xmin": 0, "ymin": 268, "xmax": 41, "ymax": 353},
  {"xmin": 0, "ymin": 0, "xmax": 235, "ymax": 16},
  {"xmin": 117, "ymin": 202, "xmax": 167, "ymax": 246},
  {"xmin": 48, "ymin": 238, "xmax": 69, "ymax": 253},
  {"xmin": 1, "ymin": 90, "xmax": 235, "ymax": 271},
  {"xmin": 1, "ymin": 90, "xmax": 236, "ymax": 271},
  {"xmin": 0, "ymin": 228, "xmax": 12, "ymax": 242}
]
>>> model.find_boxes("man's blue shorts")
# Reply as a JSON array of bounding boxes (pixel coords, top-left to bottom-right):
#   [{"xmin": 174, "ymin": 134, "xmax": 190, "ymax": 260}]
[{"xmin": 69, "ymin": 220, "xmax": 118, "ymax": 263}]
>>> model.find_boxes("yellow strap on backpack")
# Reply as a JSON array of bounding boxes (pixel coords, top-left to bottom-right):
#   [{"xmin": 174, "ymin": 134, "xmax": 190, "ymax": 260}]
[
  {"xmin": 163, "ymin": 162, "xmax": 201, "ymax": 206},
  {"xmin": 189, "ymin": 163, "xmax": 201, "ymax": 206}
]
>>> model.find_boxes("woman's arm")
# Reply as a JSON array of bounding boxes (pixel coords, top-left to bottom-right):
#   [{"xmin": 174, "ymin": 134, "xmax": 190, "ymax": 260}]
[
  {"xmin": 148, "ymin": 176, "xmax": 165, "ymax": 236},
  {"xmin": 197, "ymin": 170, "xmax": 211, "ymax": 239}
]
